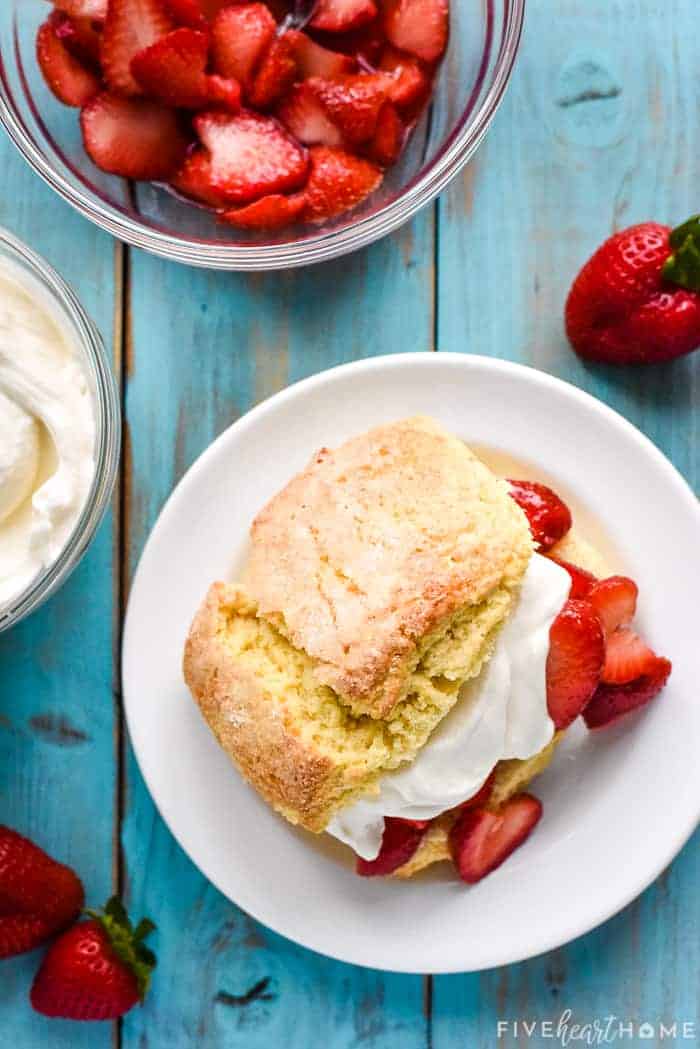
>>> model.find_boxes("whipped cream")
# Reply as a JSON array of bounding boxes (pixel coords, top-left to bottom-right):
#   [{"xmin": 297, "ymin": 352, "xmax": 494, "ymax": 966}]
[
  {"xmin": 0, "ymin": 262, "xmax": 95, "ymax": 609},
  {"xmin": 327, "ymin": 554, "xmax": 571, "ymax": 860}
]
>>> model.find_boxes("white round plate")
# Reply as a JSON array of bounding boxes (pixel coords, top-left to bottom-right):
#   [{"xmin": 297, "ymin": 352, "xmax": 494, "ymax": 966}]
[{"xmin": 123, "ymin": 353, "xmax": 700, "ymax": 973}]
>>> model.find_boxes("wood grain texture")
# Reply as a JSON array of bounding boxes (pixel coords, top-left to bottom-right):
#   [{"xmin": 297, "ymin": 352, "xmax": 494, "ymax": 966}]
[
  {"xmin": 120, "ymin": 216, "xmax": 435, "ymax": 1049},
  {"xmin": 0, "ymin": 153, "xmax": 118, "ymax": 1046}
]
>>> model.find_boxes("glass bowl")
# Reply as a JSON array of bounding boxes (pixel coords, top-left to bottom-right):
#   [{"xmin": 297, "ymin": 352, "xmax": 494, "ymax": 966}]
[
  {"xmin": 0, "ymin": 228, "xmax": 121, "ymax": 632},
  {"xmin": 0, "ymin": 1, "xmax": 524, "ymax": 270}
]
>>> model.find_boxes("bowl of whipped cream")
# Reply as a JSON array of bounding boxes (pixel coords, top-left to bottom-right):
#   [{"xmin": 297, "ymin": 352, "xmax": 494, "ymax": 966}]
[{"xmin": 0, "ymin": 228, "xmax": 120, "ymax": 631}]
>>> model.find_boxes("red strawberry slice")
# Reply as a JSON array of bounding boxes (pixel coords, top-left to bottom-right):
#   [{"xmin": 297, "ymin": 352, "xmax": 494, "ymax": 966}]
[
  {"xmin": 314, "ymin": 22, "xmax": 385, "ymax": 65},
  {"xmin": 170, "ymin": 148, "xmax": 231, "ymax": 206},
  {"xmin": 221, "ymin": 191, "xmax": 306, "ymax": 229},
  {"xmin": 49, "ymin": 10, "xmax": 103, "ymax": 69},
  {"xmin": 284, "ymin": 30, "xmax": 356, "ymax": 79},
  {"xmin": 307, "ymin": 73, "xmax": 390, "ymax": 144},
  {"xmin": 37, "ymin": 19, "xmax": 101, "ymax": 107},
  {"xmin": 383, "ymin": 0, "xmax": 448, "ymax": 63},
  {"xmin": 247, "ymin": 36, "xmax": 297, "ymax": 109},
  {"xmin": 277, "ymin": 83, "xmax": 344, "ymax": 146},
  {"xmin": 310, "ymin": 0, "xmax": 378, "ymax": 33},
  {"xmin": 449, "ymin": 795, "xmax": 542, "ymax": 884},
  {"xmin": 163, "ymin": 0, "xmax": 230, "ymax": 25},
  {"xmin": 547, "ymin": 557, "xmax": 597, "ymax": 600},
  {"xmin": 356, "ymin": 817, "xmax": 427, "ymax": 876},
  {"xmin": 378, "ymin": 46, "xmax": 430, "ymax": 109},
  {"xmin": 211, "ymin": 4, "xmax": 276, "ymax": 87},
  {"xmin": 193, "ymin": 110, "xmax": 309, "ymax": 203},
  {"xmin": 101, "ymin": 0, "xmax": 174, "ymax": 96},
  {"xmin": 303, "ymin": 145, "xmax": 382, "ymax": 222},
  {"xmin": 587, "ymin": 576, "xmax": 638, "ymax": 637},
  {"xmin": 584, "ymin": 658, "xmax": 672, "ymax": 729},
  {"xmin": 546, "ymin": 598, "xmax": 605, "ymax": 729},
  {"xmin": 131, "ymin": 28, "xmax": 241, "ymax": 110},
  {"xmin": 457, "ymin": 771, "xmax": 495, "ymax": 812},
  {"xmin": 507, "ymin": 479, "xmax": 572, "ymax": 552},
  {"xmin": 163, "ymin": 0, "xmax": 206, "ymax": 26},
  {"xmin": 207, "ymin": 75, "xmax": 244, "ymax": 110},
  {"xmin": 368, "ymin": 101, "xmax": 404, "ymax": 165},
  {"xmin": 601, "ymin": 628, "xmax": 658, "ymax": 685},
  {"xmin": 53, "ymin": 0, "xmax": 107, "ymax": 17},
  {"xmin": 81, "ymin": 90, "xmax": 190, "ymax": 179}
]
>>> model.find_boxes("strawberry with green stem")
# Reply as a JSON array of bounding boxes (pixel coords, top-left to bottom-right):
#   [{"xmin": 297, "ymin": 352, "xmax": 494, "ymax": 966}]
[
  {"xmin": 566, "ymin": 215, "xmax": 700, "ymax": 364},
  {"xmin": 31, "ymin": 897, "xmax": 157, "ymax": 1021}
]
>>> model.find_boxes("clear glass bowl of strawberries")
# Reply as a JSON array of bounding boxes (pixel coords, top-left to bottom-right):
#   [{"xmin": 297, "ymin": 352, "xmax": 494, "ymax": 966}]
[{"xmin": 0, "ymin": 0, "xmax": 523, "ymax": 269}]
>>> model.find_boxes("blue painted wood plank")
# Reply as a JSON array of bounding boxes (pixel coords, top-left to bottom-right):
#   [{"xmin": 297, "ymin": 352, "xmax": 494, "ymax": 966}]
[
  {"xmin": 120, "ymin": 218, "xmax": 435, "ymax": 1049},
  {"xmin": 0, "ymin": 142, "xmax": 118, "ymax": 1045},
  {"xmin": 433, "ymin": 0, "xmax": 699, "ymax": 1042}
]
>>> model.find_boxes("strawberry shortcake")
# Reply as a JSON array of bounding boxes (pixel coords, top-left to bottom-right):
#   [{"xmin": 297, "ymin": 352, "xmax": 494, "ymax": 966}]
[{"xmin": 183, "ymin": 417, "xmax": 671, "ymax": 883}]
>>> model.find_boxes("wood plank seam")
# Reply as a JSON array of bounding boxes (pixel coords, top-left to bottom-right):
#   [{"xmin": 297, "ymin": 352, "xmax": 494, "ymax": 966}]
[{"xmin": 113, "ymin": 238, "xmax": 130, "ymax": 1049}]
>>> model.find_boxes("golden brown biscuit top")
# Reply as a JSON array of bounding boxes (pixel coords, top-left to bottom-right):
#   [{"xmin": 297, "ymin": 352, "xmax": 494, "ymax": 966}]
[{"xmin": 244, "ymin": 416, "xmax": 532, "ymax": 717}]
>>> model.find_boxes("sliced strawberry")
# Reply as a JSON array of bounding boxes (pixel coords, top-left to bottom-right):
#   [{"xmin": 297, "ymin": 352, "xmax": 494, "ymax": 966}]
[
  {"xmin": 383, "ymin": 0, "xmax": 448, "ymax": 63},
  {"xmin": 378, "ymin": 46, "xmax": 430, "ymax": 109},
  {"xmin": 449, "ymin": 795, "xmax": 542, "ymax": 884},
  {"xmin": 207, "ymin": 74, "xmax": 243, "ymax": 110},
  {"xmin": 507, "ymin": 479, "xmax": 572, "ymax": 552},
  {"xmin": 49, "ymin": 10, "xmax": 103, "ymax": 69},
  {"xmin": 163, "ymin": 0, "xmax": 230, "ymax": 25},
  {"xmin": 193, "ymin": 110, "xmax": 308, "ymax": 203},
  {"xmin": 284, "ymin": 30, "xmax": 356, "ymax": 79},
  {"xmin": 310, "ymin": 0, "xmax": 377, "ymax": 33},
  {"xmin": 587, "ymin": 576, "xmax": 638, "ymax": 637},
  {"xmin": 211, "ymin": 4, "xmax": 276, "ymax": 87},
  {"xmin": 368, "ymin": 101, "xmax": 404, "ymax": 165},
  {"xmin": 584, "ymin": 658, "xmax": 672, "ymax": 729},
  {"xmin": 356, "ymin": 817, "xmax": 426, "ymax": 876},
  {"xmin": 457, "ymin": 771, "xmax": 495, "ymax": 812},
  {"xmin": 601, "ymin": 628, "xmax": 658, "ymax": 685},
  {"xmin": 314, "ymin": 22, "xmax": 385, "ymax": 65},
  {"xmin": 163, "ymin": 0, "xmax": 205, "ymax": 26},
  {"xmin": 101, "ymin": 0, "xmax": 174, "ymax": 96},
  {"xmin": 53, "ymin": 0, "xmax": 107, "ymax": 17},
  {"xmin": 81, "ymin": 90, "xmax": 190, "ymax": 179},
  {"xmin": 170, "ymin": 148, "xmax": 231, "ymax": 206},
  {"xmin": 37, "ymin": 19, "xmax": 101, "ymax": 107},
  {"xmin": 220, "ymin": 191, "xmax": 306, "ymax": 229},
  {"xmin": 247, "ymin": 36, "xmax": 297, "ymax": 109},
  {"xmin": 303, "ymin": 145, "xmax": 382, "ymax": 222},
  {"xmin": 307, "ymin": 73, "xmax": 389, "ymax": 144},
  {"xmin": 131, "ymin": 27, "xmax": 241, "ymax": 110},
  {"xmin": 548, "ymin": 557, "xmax": 597, "ymax": 600},
  {"xmin": 546, "ymin": 598, "xmax": 605, "ymax": 729},
  {"xmin": 277, "ymin": 83, "xmax": 344, "ymax": 146}
]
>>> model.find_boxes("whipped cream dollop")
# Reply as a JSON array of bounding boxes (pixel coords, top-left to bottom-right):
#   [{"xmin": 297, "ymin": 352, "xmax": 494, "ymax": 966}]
[
  {"xmin": 327, "ymin": 554, "xmax": 571, "ymax": 860},
  {"xmin": 0, "ymin": 262, "xmax": 95, "ymax": 609}
]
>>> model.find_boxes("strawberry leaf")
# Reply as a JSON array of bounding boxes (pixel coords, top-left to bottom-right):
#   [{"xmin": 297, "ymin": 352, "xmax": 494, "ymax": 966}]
[
  {"xmin": 663, "ymin": 215, "xmax": 700, "ymax": 291},
  {"xmin": 90, "ymin": 897, "xmax": 157, "ymax": 1001},
  {"xmin": 134, "ymin": 918, "xmax": 156, "ymax": 942}
]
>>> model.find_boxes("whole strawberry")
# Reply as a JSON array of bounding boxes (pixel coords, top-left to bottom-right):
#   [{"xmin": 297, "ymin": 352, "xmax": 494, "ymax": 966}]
[
  {"xmin": 31, "ymin": 897, "xmax": 156, "ymax": 1021},
  {"xmin": 565, "ymin": 216, "xmax": 700, "ymax": 364},
  {"xmin": 0, "ymin": 825, "xmax": 84, "ymax": 959}
]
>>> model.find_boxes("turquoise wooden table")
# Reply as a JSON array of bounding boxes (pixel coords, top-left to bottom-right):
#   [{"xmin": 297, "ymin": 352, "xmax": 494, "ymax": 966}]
[{"xmin": 1, "ymin": 1, "xmax": 699, "ymax": 1046}]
